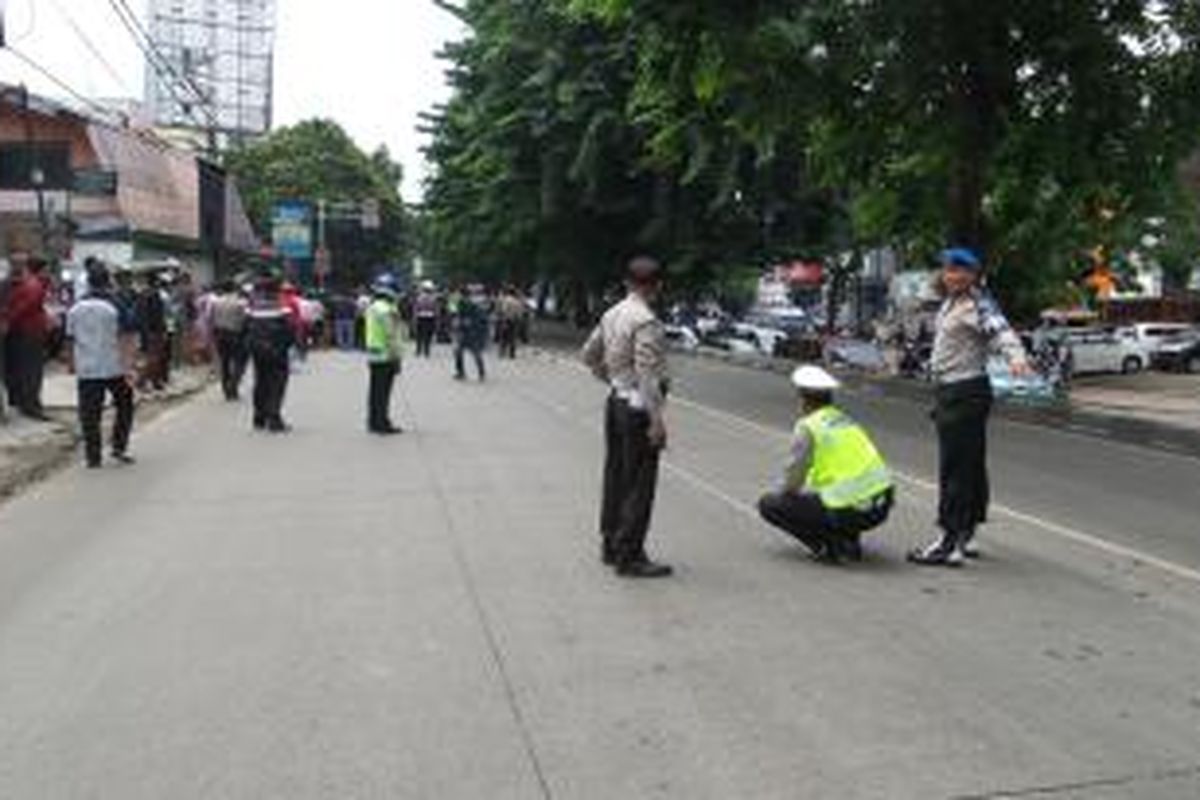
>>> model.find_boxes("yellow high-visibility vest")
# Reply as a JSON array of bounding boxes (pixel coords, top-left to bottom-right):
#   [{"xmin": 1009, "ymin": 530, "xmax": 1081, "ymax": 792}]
[{"xmin": 799, "ymin": 406, "xmax": 893, "ymax": 509}]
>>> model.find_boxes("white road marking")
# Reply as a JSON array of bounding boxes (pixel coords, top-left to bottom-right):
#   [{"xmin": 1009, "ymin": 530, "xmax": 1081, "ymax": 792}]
[
  {"xmin": 540, "ymin": 348, "xmax": 1200, "ymax": 584},
  {"xmin": 672, "ymin": 395, "xmax": 1200, "ymax": 586}
]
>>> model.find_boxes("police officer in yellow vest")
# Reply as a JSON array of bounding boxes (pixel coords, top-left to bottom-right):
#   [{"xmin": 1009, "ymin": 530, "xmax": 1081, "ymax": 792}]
[
  {"xmin": 365, "ymin": 275, "xmax": 405, "ymax": 435},
  {"xmin": 757, "ymin": 365, "xmax": 894, "ymax": 563}
]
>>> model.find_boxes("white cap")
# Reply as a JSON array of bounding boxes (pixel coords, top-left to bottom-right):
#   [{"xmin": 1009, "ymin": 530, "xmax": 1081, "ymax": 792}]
[
  {"xmin": 420, "ymin": 279, "xmax": 435, "ymax": 291},
  {"xmin": 791, "ymin": 364, "xmax": 840, "ymax": 391}
]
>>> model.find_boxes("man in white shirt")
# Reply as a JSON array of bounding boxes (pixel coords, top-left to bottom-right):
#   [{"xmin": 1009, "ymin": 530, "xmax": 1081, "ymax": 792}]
[{"xmin": 66, "ymin": 265, "xmax": 136, "ymax": 469}]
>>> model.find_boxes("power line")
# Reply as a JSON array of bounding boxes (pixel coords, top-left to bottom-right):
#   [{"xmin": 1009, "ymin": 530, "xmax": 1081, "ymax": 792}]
[
  {"xmin": 113, "ymin": 0, "xmax": 211, "ymax": 110},
  {"xmin": 104, "ymin": 0, "xmax": 216, "ymax": 130},
  {"xmin": 45, "ymin": 0, "xmax": 132, "ymax": 96},
  {"xmin": 1, "ymin": 45, "xmax": 120, "ymax": 122}
]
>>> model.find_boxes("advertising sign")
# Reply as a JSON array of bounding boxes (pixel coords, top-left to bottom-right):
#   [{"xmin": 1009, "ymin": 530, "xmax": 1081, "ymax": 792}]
[{"xmin": 271, "ymin": 201, "xmax": 313, "ymax": 260}]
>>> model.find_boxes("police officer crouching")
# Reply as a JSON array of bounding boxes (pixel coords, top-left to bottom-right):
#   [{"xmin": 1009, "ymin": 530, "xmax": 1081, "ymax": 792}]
[{"xmin": 758, "ymin": 366, "xmax": 894, "ymax": 563}]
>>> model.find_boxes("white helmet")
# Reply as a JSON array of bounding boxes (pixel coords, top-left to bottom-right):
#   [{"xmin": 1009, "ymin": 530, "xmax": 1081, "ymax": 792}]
[{"xmin": 791, "ymin": 364, "xmax": 840, "ymax": 392}]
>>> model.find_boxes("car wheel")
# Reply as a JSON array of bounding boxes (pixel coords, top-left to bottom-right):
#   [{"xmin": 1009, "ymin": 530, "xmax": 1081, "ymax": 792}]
[
  {"xmin": 1187, "ymin": 355, "xmax": 1200, "ymax": 374},
  {"xmin": 1121, "ymin": 356, "xmax": 1143, "ymax": 374}
]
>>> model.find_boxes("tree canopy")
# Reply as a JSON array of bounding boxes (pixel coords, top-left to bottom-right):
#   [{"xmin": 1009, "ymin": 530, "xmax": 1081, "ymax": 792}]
[
  {"xmin": 224, "ymin": 119, "xmax": 410, "ymax": 286},
  {"xmin": 422, "ymin": 1, "xmax": 1200, "ymax": 317}
]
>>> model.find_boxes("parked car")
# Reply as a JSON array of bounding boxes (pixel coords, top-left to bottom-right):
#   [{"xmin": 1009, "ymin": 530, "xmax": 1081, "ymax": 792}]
[
  {"xmin": 1056, "ymin": 328, "xmax": 1149, "ymax": 375},
  {"xmin": 988, "ymin": 356, "xmax": 1059, "ymax": 404},
  {"xmin": 730, "ymin": 321, "xmax": 787, "ymax": 356},
  {"xmin": 663, "ymin": 324, "xmax": 700, "ymax": 352},
  {"xmin": 1119, "ymin": 323, "xmax": 1195, "ymax": 357},
  {"xmin": 1150, "ymin": 330, "xmax": 1200, "ymax": 373},
  {"xmin": 824, "ymin": 337, "xmax": 887, "ymax": 372}
]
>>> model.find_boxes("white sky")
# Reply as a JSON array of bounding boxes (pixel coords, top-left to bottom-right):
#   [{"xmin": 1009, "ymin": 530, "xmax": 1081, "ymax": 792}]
[{"xmin": 0, "ymin": 0, "xmax": 465, "ymax": 201}]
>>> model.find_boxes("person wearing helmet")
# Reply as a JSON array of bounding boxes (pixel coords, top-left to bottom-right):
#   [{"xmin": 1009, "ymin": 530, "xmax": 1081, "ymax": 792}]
[
  {"xmin": 758, "ymin": 365, "xmax": 894, "ymax": 563},
  {"xmin": 412, "ymin": 279, "xmax": 438, "ymax": 358},
  {"xmin": 908, "ymin": 247, "xmax": 1031, "ymax": 567},
  {"xmin": 365, "ymin": 275, "xmax": 405, "ymax": 434}
]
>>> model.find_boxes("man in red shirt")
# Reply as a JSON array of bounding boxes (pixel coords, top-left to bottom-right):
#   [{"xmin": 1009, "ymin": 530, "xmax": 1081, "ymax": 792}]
[{"xmin": 3, "ymin": 250, "xmax": 50, "ymax": 419}]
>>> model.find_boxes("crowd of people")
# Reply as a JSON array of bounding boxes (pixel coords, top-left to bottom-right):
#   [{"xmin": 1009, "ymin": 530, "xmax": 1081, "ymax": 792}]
[{"xmin": 1, "ymin": 250, "xmax": 536, "ymax": 465}]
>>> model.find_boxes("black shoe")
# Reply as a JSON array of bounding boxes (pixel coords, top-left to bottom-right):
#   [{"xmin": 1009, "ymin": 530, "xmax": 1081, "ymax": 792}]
[
  {"xmin": 111, "ymin": 451, "xmax": 136, "ymax": 465},
  {"xmin": 267, "ymin": 420, "xmax": 292, "ymax": 433},
  {"xmin": 834, "ymin": 536, "xmax": 864, "ymax": 563},
  {"xmin": 253, "ymin": 417, "xmax": 266, "ymax": 430},
  {"xmin": 808, "ymin": 543, "xmax": 842, "ymax": 565},
  {"xmin": 615, "ymin": 559, "xmax": 673, "ymax": 578},
  {"xmin": 370, "ymin": 424, "xmax": 403, "ymax": 435},
  {"xmin": 86, "ymin": 460, "xmax": 102, "ymax": 469}
]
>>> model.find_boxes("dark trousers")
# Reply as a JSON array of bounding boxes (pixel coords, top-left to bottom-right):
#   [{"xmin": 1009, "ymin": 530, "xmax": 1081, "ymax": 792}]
[
  {"xmin": 455, "ymin": 342, "xmax": 486, "ymax": 379},
  {"xmin": 140, "ymin": 332, "xmax": 169, "ymax": 390},
  {"xmin": 935, "ymin": 376, "xmax": 993, "ymax": 540},
  {"xmin": 251, "ymin": 354, "xmax": 289, "ymax": 428},
  {"xmin": 368, "ymin": 360, "xmax": 399, "ymax": 430},
  {"xmin": 77, "ymin": 377, "xmax": 134, "ymax": 466},
  {"xmin": 334, "ymin": 318, "xmax": 356, "ymax": 350},
  {"xmin": 215, "ymin": 330, "xmax": 247, "ymax": 400},
  {"xmin": 415, "ymin": 317, "xmax": 436, "ymax": 357},
  {"xmin": 599, "ymin": 396, "xmax": 662, "ymax": 565},
  {"xmin": 4, "ymin": 331, "xmax": 45, "ymax": 415},
  {"xmin": 496, "ymin": 320, "xmax": 518, "ymax": 359},
  {"xmin": 758, "ymin": 489, "xmax": 893, "ymax": 555}
]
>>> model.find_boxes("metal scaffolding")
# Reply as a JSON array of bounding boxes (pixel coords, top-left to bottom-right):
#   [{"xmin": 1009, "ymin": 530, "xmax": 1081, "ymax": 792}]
[{"xmin": 143, "ymin": 0, "xmax": 277, "ymax": 141}]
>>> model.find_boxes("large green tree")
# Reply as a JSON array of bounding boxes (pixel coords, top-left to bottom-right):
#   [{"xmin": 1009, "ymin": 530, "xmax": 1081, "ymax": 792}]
[
  {"xmin": 224, "ymin": 119, "xmax": 410, "ymax": 286},
  {"xmin": 425, "ymin": 0, "xmax": 1200, "ymax": 318}
]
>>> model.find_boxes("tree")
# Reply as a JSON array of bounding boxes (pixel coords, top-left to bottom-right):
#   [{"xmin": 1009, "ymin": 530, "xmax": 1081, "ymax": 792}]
[{"xmin": 224, "ymin": 119, "xmax": 410, "ymax": 286}]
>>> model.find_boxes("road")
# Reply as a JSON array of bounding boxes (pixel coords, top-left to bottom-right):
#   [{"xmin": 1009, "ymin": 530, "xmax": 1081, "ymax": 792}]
[{"xmin": 1, "ymin": 349, "xmax": 1199, "ymax": 799}]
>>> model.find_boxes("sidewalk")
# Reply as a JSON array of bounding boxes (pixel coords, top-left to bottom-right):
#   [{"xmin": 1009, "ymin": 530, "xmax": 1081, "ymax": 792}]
[{"xmin": 0, "ymin": 365, "xmax": 213, "ymax": 501}]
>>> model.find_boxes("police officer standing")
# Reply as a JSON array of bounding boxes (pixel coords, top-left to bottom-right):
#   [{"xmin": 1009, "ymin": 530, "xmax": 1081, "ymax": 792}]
[
  {"xmin": 245, "ymin": 275, "xmax": 294, "ymax": 433},
  {"xmin": 758, "ymin": 365, "xmax": 894, "ymax": 563},
  {"xmin": 581, "ymin": 257, "xmax": 672, "ymax": 579},
  {"xmin": 909, "ymin": 248, "xmax": 1031, "ymax": 566},
  {"xmin": 365, "ymin": 275, "xmax": 405, "ymax": 435}
]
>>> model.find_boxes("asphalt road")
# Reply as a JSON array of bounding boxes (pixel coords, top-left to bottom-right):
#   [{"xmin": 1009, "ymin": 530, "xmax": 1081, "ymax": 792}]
[{"xmin": 1, "ymin": 350, "xmax": 1199, "ymax": 799}]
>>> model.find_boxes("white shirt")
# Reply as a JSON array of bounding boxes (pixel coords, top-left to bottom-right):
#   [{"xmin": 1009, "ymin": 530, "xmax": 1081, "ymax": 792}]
[{"xmin": 66, "ymin": 297, "xmax": 123, "ymax": 380}]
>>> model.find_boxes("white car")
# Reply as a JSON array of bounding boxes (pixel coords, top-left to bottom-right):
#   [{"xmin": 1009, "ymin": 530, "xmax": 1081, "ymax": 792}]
[
  {"xmin": 663, "ymin": 324, "xmax": 700, "ymax": 352},
  {"xmin": 731, "ymin": 322, "xmax": 787, "ymax": 356},
  {"xmin": 1119, "ymin": 323, "xmax": 1195, "ymax": 357},
  {"xmin": 1060, "ymin": 328, "xmax": 1149, "ymax": 375}
]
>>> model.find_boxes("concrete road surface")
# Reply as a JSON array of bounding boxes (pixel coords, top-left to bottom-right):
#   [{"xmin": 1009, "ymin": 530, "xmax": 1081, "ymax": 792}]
[{"xmin": 1, "ymin": 350, "xmax": 1199, "ymax": 800}]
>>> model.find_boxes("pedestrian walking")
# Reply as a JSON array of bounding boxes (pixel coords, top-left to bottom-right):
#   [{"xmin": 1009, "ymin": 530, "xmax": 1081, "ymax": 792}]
[
  {"xmin": 331, "ymin": 293, "xmax": 358, "ymax": 350},
  {"xmin": 364, "ymin": 275, "xmax": 406, "ymax": 434},
  {"xmin": 2, "ymin": 250, "xmax": 51, "ymax": 419},
  {"xmin": 65, "ymin": 264, "xmax": 136, "ymax": 469},
  {"xmin": 453, "ymin": 284, "xmax": 489, "ymax": 381},
  {"xmin": 581, "ymin": 256, "xmax": 673, "ymax": 578},
  {"xmin": 245, "ymin": 276, "xmax": 295, "ymax": 433},
  {"xmin": 136, "ymin": 274, "xmax": 169, "ymax": 392},
  {"xmin": 495, "ymin": 285, "xmax": 525, "ymax": 359},
  {"xmin": 758, "ymin": 365, "xmax": 894, "ymax": 563},
  {"xmin": 209, "ymin": 280, "xmax": 249, "ymax": 401},
  {"xmin": 909, "ymin": 248, "xmax": 1032, "ymax": 567},
  {"xmin": 412, "ymin": 280, "xmax": 439, "ymax": 358}
]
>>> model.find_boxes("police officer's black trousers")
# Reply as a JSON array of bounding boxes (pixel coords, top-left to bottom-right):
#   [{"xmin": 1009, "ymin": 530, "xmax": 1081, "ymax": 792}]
[
  {"xmin": 368, "ymin": 360, "xmax": 399, "ymax": 431},
  {"xmin": 77, "ymin": 377, "xmax": 134, "ymax": 466},
  {"xmin": 599, "ymin": 395, "xmax": 661, "ymax": 566},
  {"xmin": 251, "ymin": 354, "xmax": 289, "ymax": 428},
  {"xmin": 215, "ymin": 330, "xmax": 247, "ymax": 400},
  {"xmin": 935, "ymin": 376, "xmax": 992, "ymax": 541},
  {"xmin": 758, "ymin": 490, "xmax": 893, "ymax": 555}
]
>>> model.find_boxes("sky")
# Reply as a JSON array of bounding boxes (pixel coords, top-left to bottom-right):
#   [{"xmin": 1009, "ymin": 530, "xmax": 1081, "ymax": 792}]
[{"xmin": 0, "ymin": 0, "xmax": 466, "ymax": 201}]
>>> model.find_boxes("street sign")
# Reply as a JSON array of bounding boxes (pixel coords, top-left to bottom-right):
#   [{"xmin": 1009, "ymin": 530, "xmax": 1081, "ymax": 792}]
[
  {"xmin": 271, "ymin": 200, "xmax": 313, "ymax": 260},
  {"xmin": 72, "ymin": 169, "xmax": 118, "ymax": 196}
]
